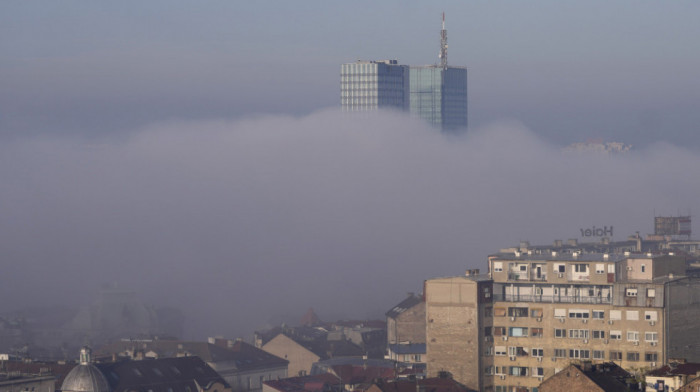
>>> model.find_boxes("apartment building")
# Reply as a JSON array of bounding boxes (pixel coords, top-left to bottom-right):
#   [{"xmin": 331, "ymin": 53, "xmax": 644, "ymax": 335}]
[
  {"xmin": 426, "ymin": 249, "xmax": 700, "ymax": 392},
  {"xmin": 425, "ymin": 270, "xmax": 491, "ymax": 392}
]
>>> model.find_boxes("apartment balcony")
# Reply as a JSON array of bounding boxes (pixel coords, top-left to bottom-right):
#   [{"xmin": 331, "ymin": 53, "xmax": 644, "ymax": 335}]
[
  {"xmin": 493, "ymin": 294, "xmax": 612, "ymax": 304},
  {"xmin": 507, "ymin": 273, "xmax": 548, "ymax": 282}
]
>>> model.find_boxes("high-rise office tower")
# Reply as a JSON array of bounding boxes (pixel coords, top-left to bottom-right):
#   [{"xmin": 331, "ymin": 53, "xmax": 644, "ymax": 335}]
[
  {"xmin": 409, "ymin": 66, "xmax": 467, "ymax": 131},
  {"xmin": 340, "ymin": 14, "xmax": 467, "ymax": 132},
  {"xmin": 409, "ymin": 13, "xmax": 468, "ymax": 132},
  {"xmin": 340, "ymin": 60, "xmax": 409, "ymax": 112}
]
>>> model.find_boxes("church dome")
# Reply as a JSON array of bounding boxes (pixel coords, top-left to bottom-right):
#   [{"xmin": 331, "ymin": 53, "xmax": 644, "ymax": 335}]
[{"xmin": 61, "ymin": 347, "xmax": 110, "ymax": 392}]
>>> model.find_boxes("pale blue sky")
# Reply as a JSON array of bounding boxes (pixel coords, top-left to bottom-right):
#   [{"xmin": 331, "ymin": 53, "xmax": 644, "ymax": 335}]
[{"xmin": 2, "ymin": 1, "xmax": 699, "ymax": 145}]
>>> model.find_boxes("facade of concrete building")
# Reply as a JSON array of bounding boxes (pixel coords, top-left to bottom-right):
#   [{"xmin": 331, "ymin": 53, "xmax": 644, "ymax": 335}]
[
  {"xmin": 665, "ymin": 277, "xmax": 700, "ymax": 362},
  {"xmin": 424, "ymin": 270, "xmax": 491, "ymax": 392},
  {"xmin": 261, "ymin": 334, "xmax": 321, "ymax": 377},
  {"xmin": 426, "ymin": 241, "xmax": 700, "ymax": 392},
  {"xmin": 386, "ymin": 294, "xmax": 426, "ymax": 346},
  {"xmin": 483, "ymin": 251, "xmax": 690, "ymax": 392},
  {"xmin": 340, "ymin": 60, "xmax": 409, "ymax": 112}
]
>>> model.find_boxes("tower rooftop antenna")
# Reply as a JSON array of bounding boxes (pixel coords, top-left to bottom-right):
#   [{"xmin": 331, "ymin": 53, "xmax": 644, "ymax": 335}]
[{"xmin": 439, "ymin": 12, "xmax": 448, "ymax": 70}]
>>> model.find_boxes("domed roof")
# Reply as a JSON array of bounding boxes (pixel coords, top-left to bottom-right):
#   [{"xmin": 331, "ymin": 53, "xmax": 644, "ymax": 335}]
[{"xmin": 61, "ymin": 347, "xmax": 110, "ymax": 392}]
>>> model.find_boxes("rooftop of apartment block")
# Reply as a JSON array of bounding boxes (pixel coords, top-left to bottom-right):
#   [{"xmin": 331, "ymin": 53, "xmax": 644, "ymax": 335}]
[
  {"xmin": 490, "ymin": 251, "xmax": 629, "ymax": 263},
  {"xmin": 647, "ymin": 362, "xmax": 700, "ymax": 377}
]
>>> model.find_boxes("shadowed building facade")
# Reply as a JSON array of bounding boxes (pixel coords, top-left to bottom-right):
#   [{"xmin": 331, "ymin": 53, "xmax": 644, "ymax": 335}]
[{"xmin": 409, "ymin": 66, "xmax": 467, "ymax": 132}]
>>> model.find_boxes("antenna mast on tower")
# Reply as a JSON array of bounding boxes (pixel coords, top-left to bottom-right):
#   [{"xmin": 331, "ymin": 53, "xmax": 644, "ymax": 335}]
[{"xmin": 439, "ymin": 12, "xmax": 448, "ymax": 70}]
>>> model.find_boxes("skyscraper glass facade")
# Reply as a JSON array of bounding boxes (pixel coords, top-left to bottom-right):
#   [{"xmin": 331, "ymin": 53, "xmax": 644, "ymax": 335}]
[
  {"xmin": 409, "ymin": 66, "xmax": 467, "ymax": 132},
  {"xmin": 340, "ymin": 61, "xmax": 467, "ymax": 133},
  {"xmin": 340, "ymin": 60, "xmax": 408, "ymax": 112}
]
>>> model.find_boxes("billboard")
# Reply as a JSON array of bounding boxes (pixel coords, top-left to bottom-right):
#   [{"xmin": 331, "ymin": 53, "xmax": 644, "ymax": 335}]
[{"xmin": 654, "ymin": 216, "xmax": 692, "ymax": 236}]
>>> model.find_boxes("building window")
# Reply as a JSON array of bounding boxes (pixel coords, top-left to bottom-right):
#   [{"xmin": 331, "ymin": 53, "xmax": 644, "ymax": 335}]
[
  {"xmin": 494, "ymin": 308, "xmax": 506, "ymax": 317},
  {"xmin": 645, "ymin": 352, "xmax": 658, "ymax": 362},
  {"xmin": 592, "ymin": 310, "xmax": 605, "ymax": 319},
  {"xmin": 509, "ymin": 366, "xmax": 529, "ymax": 377},
  {"xmin": 532, "ymin": 348, "xmax": 544, "ymax": 357},
  {"xmin": 495, "ymin": 346, "xmax": 506, "ymax": 356},
  {"xmin": 485, "ymin": 326, "xmax": 492, "ymax": 336},
  {"xmin": 531, "ymin": 308, "xmax": 543, "ymax": 318},
  {"xmin": 641, "ymin": 264, "xmax": 646, "ymax": 273},
  {"xmin": 531, "ymin": 328, "xmax": 543, "ymax": 338},
  {"xmin": 493, "ymin": 262, "xmax": 503, "ymax": 272},
  {"xmin": 610, "ymin": 330, "xmax": 622, "ymax": 340},
  {"xmin": 645, "ymin": 311, "xmax": 658, "ymax": 321},
  {"xmin": 485, "ymin": 307, "xmax": 493, "ymax": 317},
  {"xmin": 647, "ymin": 288, "xmax": 656, "ymax": 298},
  {"xmin": 554, "ymin": 329, "xmax": 566, "ymax": 338},
  {"xmin": 569, "ymin": 349, "xmax": 590, "ymax": 359},
  {"xmin": 558, "ymin": 265, "xmax": 566, "ymax": 273},
  {"xmin": 485, "ymin": 347, "xmax": 493, "ymax": 356},
  {"xmin": 569, "ymin": 310, "xmax": 590, "ymax": 319},
  {"xmin": 533, "ymin": 367, "xmax": 544, "ymax": 376},
  {"xmin": 627, "ymin": 331, "xmax": 639, "ymax": 342},
  {"xmin": 627, "ymin": 352, "xmax": 640, "ymax": 362},
  {"xmin": 596, "ymin": 264, "xmax": 605, "ymax": 274},
  {"xmin": 593, "ymin": 350, "xmax": 605, "ymax": 359},
  {"xmin": 568, "ymin": 329, "xmax": 589, "ymax": 339},
  {"xmin": 508, "ymin": 346, "xmax": 527, "ymax": 357},
  {"xmin": 626, "ymin": 311, "xmax": 639, "ymax": 321},
  {"xmin": 592, "ymin": 330, "xmax": 606, "ymax": 339},
  {"xmin": 645, "ymin": 332, "xmax": 658, "ymax": 342},
  {"xmin": 509, "ymin": 327, "xmax": 528, "ymax": 337},
  {"xmin": 494, "ymin": 326, "xmax": 506, "ymax": 336},
  {"xmin": 554, "ymin": 348, "xmax": 566, "ymax": 358},
  {"xmin": 610, "ymin": 310, "xmax": 622, "ymax": 320},
  {"xmin": 508, "ymin": 307, "xmax": 528, "ymax": 317},
  {"xmin": 610, "ymin": 351, "xmax": 622, "ymax": 361},
  {"xmin": 574, "ymin": 264, "xmax": 588, "ymax": 273},
  {"xmin": 626, "ymin": 288, "xmax": 638, "ymax": 297}
]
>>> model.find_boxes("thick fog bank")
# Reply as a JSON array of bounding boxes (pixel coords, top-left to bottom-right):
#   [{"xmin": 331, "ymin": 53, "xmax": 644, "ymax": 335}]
[{"xmin": 1, "ymin": 109, "xmax": 698, "ymax": 338}]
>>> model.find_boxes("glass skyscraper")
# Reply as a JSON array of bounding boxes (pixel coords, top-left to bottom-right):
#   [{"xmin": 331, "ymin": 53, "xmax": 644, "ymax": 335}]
[
  {"xmin": 409, "ymin": 65, "xmax": 468, "ymax": 132},
  {"xmin": 340, "ymin": 60, "xmax": 409, "ymax": 112}
]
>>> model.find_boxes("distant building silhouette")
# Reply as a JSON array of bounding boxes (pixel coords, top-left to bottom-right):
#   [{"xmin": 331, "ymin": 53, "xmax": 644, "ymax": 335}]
[{"xmin": 341, "ymin": 14, "xmax": 467, "ymax": 133}]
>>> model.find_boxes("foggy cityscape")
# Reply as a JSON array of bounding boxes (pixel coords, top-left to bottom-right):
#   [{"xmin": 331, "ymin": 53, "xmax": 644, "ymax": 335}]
[{"xmin": 2, "ymin": 2, "xmax": 700, "ymax": 392}]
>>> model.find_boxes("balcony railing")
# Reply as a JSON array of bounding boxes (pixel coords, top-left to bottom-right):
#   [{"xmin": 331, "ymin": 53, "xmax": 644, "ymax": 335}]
[
  {"xmin": 493, "ymin": 294, "xmax": 612, "ymax": 304},
  {"xmin": 507, "ymin": 273, "xmax": 548, "ymax": 281}
]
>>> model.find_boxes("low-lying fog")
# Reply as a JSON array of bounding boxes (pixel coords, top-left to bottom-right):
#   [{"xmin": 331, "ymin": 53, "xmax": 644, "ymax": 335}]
[{"xmin": 1, "ymin": 109, "xmax": 697, "ymax": 338}]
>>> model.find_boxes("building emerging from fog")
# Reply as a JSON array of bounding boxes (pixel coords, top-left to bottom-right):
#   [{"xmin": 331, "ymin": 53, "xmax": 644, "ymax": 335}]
[
  {"xmin": 408, "ymin": 65, "xmax": 467, "ymax": 131},
  {"xmin": 340, "ymin": 60, "xmax": 409, "ymax": 112},
  {"xmin": 340, "ymin": 14, "xmax": 467, "ymax": 132}
]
